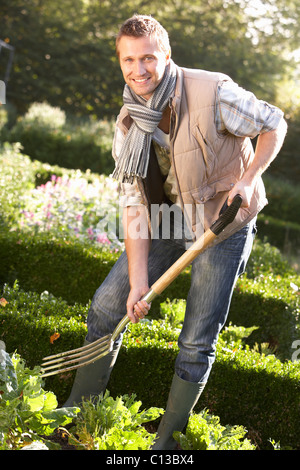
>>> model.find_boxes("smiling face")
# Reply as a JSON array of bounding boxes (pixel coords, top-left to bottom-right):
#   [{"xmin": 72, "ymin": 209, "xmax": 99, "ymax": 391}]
[{"xmin": 118, "ymin": 35, "xmax": 170, "ymax": 100}]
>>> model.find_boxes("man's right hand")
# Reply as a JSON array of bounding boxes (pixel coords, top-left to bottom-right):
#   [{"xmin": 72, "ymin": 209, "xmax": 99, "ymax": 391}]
[{"xmin": 126, "ymin": 286, "xmax": 151, "ymax": 323}]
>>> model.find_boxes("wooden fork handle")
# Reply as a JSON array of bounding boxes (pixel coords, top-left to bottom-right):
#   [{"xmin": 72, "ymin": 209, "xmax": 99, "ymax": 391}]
[
  {"xmin": 150, "ymin": 228, "xmax": 216, "ymax": 296},
  {"xmin": 112, "ymin": 194, "xmax": 242, "ymax": 338},
  {"xmin": 150, "ymin": 194, "xmax": 243, "ymax": 296}
]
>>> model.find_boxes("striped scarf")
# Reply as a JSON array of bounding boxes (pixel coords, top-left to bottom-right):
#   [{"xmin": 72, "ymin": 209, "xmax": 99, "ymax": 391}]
[{"xmin": 112, "ymin": 60, "xmax": 177, "ymax": 183}]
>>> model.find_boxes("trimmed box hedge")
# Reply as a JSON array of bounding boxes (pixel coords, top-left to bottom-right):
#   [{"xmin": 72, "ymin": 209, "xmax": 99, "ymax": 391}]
[
  {"xmin": 0, "ymin": 282, "xmax": 299, "ymax": 449},
  {"xmin": 1, "ymin": 224, "xmax": 299, "ymax": 360}
]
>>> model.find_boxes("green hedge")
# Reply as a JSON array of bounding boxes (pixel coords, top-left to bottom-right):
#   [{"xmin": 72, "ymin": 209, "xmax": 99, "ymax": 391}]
[
  {"xmin": 1, "ymin": 223, "xmax": 298, "ymax": 359},
  {"xmin": 0, "ymin": 282, "xmax": 89, "ymax": 399},
  {"xmin": 7, "ymin": 124, "xmax": 114, "ymax": 176},
  {"xmin": 254, "ymin": 175, "xmax": 300, "ymax": 254},
  {"xmin": 1, "ymin": 282, "xmax": 299, "ymax": 449},
  {"xmin": 115, "ymin": 321, "xmax": 300, "ymax": 450},
  {"xmin": 2, "ymin": 103, "xmax": 115, "ymax": 176},
  {"xmin": 205, "ymin": 329, "xmax": 300, "ymax": 451},
  {"xmin": 0, "ymin": 224, "xmax": 190, "ymax": 314},
  {"xmin": 262, "ymin": 174, "xmax": 300, "ymax": 225},
  {"xmin": 0, "ymin": 228, "xmax": 118, "ymax": 306},
  {"xmin": 257, "ymin": 214, "xmax": 300, "ymax": 254}
]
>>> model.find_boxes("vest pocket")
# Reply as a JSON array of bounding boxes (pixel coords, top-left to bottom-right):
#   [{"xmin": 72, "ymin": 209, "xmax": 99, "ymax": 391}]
[
  {"xmin": 192, "ymin": 125, "xmax": 216, "ymax": 176},
  {"xmin": 190, "ymin": 173, "xmax": 238, "ymax": 205}
]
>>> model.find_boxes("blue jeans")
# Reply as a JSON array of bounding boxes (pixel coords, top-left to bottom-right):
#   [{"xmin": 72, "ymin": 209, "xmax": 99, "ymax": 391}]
[{"xmin": 86, "ymin": 218, "xmax": 256, "ymax": 384}]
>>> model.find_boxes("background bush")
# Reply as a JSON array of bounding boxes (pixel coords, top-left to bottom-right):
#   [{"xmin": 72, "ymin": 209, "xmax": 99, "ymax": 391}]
[{"xmin": 2, "ymin": 102, "xmax": 115, "ymax": 175}]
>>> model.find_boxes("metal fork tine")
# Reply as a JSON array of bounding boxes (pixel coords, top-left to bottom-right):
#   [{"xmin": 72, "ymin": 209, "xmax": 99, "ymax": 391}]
[
  {"xmin": 41, "ymin": 345, "xmax": 110, "ymax": 373},
  {"xmin": 40, "ymin": 290, "xmax": 157, "ymax": 377},
  {"xmin": 40, "ymin": 335, "xmax": 112, "ymax": 378},
  {"xmin": 42, "ymin": 334, "xmax": 111, "ymax": 363},
  {"xmin": 41, "ymin": 348, "xmax": 112, "ymax": 378},
  {"xmin": 41, "ymin": 341, "xmax": 110, "ymax": 372},
  {"xmin": 41, "ymin": 335, "xmax": 111, "ymax": 366}
]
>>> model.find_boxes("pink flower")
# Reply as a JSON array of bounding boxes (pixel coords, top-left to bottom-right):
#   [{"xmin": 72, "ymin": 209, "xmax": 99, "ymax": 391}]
[
  {"xmin": 23, "ymin": 210, "xmax": 34, "ymax": 219},
  {"xmin": 96, "ymin": 233, "xmax": 111, "ymax": 244},
  {"xmin": 87, "ymin": 227, "xmax": 94, "ymax": 240}
]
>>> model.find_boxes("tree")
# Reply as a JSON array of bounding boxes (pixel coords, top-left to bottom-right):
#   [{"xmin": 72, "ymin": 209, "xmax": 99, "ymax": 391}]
[{"xmin": 1, "ymin": 0, "xmax": 299, "ymax": 118}]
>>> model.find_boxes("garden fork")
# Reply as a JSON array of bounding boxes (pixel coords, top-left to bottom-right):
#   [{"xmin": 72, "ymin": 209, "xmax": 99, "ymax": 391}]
[{"xmin": 40, "ymin": 194, "xmax": 242, "ymax": 377}]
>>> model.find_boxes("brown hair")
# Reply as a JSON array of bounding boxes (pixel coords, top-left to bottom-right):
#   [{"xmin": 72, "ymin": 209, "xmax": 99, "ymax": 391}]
[{"xmin": 116, "ymin": 15, "xmax": 171, "ymax": 57}]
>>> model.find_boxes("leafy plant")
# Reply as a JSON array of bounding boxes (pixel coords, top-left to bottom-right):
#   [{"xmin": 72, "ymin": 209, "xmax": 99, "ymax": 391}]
[
  {"xmin": 174, "ymin": 410, "xmax": 256, "ymax": 450},
  {"xmin": 160, "ymin": 298, "xmax": 186, "ymax": 327},
  {"xmin": 68, "ymin": 391, "xmax": 163, "ymax": 450},
  {"xmin": 0, "ymin": 345, "xmax": 79, "ymax": 450},
  {"xmin": 18, "ymin": 102, "xmax": 66, "ymax": 130}
]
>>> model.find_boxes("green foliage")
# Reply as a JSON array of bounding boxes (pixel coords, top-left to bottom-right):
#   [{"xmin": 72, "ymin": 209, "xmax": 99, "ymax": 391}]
[
  {"xmin": 0, "ymin": 281, "xmax": 88, "ymax": 364},
  {"xmin": 1, "ymin": 144, "xmax": 300, "ymax": 449},
  {"xmin": 159, "ymin": 298, "xmax": 186, "ymax": 327},
  {"xmin": 174, "ymin": 410, "xmax": 256, "ymax": 450},
  {"xmin": 0, "ymin": 347, "xmax": 79, "ymax": 450},
  {"xmin": 0, "ymin": 345, "xmax": 163, "ymax": 450},
  {"xmin": 1, "ymin": 0, "xmax": 124, "ymax": 117},
  {"xmin": 69, "ymin": 391, "xmax": 163, "ymax": 450},
  {"xmin": 262, "ymin": 175, "xmax": 300, "ymax": 225},
  {"xmin": 2, "ymin": 0, "xmax": 299, "ymax": 184},
  {"xmin": 2, "ymin": 0, "xmax": 298, "ymax": 117},
  {"xmin": 0, "ymin": 228, "xmax": 118, "ymax": 305},
  {"xmin": 5, "ymin": 103, "xmax": 115, "ymax": 175}
]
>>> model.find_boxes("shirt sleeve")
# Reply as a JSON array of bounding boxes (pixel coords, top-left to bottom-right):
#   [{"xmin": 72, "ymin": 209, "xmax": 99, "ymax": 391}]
[
  {"xmin": 112, "ymin": 126, "xmax": 143, "ymax": 208},
  {"xmin": 216, "ymin": 81, "xmax": 285, "ymax": 138}
]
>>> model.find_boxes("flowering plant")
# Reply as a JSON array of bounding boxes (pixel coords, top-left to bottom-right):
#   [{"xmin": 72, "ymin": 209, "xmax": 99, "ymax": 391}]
[
  {"xmin": 18, "ymin": 171, "xmax": 123, "ymax": 251},
  {"xmin": 0, "ymin": 143, "xmax": 123, "ymax": 251}
]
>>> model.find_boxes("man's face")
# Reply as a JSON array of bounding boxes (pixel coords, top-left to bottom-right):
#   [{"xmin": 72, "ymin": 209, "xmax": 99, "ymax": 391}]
[{"xmin": 118, "ymin": 35, "xmax": 170, "ymax": 100}]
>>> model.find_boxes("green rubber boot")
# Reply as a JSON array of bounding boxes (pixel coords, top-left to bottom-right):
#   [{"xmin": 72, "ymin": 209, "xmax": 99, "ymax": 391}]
[
  {"xmin": 63, "ymin": 339, "xmax": 120, "ymax": 407},
  {"xmin": 152, "ymin": 373, "xmax": 205, "ymax": 450}
]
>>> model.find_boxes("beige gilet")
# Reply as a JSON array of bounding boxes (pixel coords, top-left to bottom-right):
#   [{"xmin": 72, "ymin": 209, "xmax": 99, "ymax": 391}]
[{"xmin": 115, "ymin": 66, "xmax": 267, "ymax": 243}]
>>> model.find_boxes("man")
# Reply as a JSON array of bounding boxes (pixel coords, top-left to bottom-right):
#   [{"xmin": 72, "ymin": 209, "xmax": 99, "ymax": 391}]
[{"xmin": 64, "ymin": 15, "xmax": 287, "ymax": 449}]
